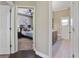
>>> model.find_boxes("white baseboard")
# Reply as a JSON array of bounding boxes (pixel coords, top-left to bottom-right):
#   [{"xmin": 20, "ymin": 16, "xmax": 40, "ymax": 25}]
[
  {"xmin": 11, "ymin": 49, "xmax": 18, "ymax": 54},
  {"xmin": 0, "ymin": 53, "xmax": 10, "ymax": 55},
  {"xmin": 0, "ymin": 51, "xmax": 16, "ymax": 55},
  {"xmin": 35, "ymin": 50, "xmax": 49, "ymax": 58}
]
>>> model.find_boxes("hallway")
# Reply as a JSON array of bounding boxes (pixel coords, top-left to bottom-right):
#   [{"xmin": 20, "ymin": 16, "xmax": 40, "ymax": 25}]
[{"xmin": 52, "ymin": 39, "xmax": 71, "ymax": 58}]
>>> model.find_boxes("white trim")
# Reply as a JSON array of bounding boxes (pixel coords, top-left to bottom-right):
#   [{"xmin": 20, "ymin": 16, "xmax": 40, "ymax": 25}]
[
  {"xmin": 11, "ymin": 49, "xmax": 17, "ymax": 54},
  {"xmin": 71, "ymin": 2, "xmax": 79, "ymax": 58},
  {"xmin": 35, "ymin": 50, "xmax": 49, "ymax": 58},
  {"xmin": 15, "ymin": 6, "xmax": 36, "ymax": 52},
  {"xmin": 48, "ymin": 2, "xmax": 53, "ymax": 58},
  {"xmin": 15, "ymin": 6, "xmax": 18, "ymax": 52},
  {"xmin": 70, "ymin": 2, "xmax": 74, "ymax": 57}
]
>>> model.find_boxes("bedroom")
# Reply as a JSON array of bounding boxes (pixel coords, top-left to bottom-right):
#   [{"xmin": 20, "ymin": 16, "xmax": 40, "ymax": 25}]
[{"xmin": 17, "ymin": 7, "xmax": 33, "ymax": 51}]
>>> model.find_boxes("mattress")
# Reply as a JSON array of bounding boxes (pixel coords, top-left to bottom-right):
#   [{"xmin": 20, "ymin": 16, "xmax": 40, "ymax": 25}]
[{"xmin": 21, "ymin": 31, "xmax": 33, "ymax": 38}]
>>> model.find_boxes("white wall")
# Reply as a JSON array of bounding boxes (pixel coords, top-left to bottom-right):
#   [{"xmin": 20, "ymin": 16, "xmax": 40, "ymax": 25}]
[
  {"xmin": 15, "ymin": 1, "xmax": 35, "ymax": 7},
  {"xmin": 35, "ymin": 1, "xmax": 50, "ymax": 57}
]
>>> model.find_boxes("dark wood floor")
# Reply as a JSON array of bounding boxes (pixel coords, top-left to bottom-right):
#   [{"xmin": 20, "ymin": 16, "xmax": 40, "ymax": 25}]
[{"xmin": 9, "ymin": 50, "xmax": 41, "ymax": 58}]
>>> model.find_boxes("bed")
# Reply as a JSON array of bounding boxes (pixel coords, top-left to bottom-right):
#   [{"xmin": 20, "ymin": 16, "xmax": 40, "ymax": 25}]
[
  {"xmin": 18, "ymin": 25, "xmax": 33, "ymax": 39},
  {"xmin": 21, "ymin": 30, "xmax": 33, "ymax": 39}
]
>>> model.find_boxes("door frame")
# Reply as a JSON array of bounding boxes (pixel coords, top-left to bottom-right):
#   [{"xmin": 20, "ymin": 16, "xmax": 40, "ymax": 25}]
[
  {"xmin": 48, "ymin": 1, "xmax": 53, "ymax": 57},
  {"xmin": 49, "ymin": 1, "xmax": 78, "ymax": 58},
  {"xmin": 71, "ymin": 2, "xmax": 79, "ymax": 57},
  {"xmin": 15, "ymin": 6, "xmax": 36, "ymax": 52}
]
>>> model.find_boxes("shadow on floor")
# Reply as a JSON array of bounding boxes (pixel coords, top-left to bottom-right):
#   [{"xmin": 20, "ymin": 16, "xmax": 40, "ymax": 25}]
[{"xmin": 9, "ymin": 50, "xmax": 41, "ymax": 58}]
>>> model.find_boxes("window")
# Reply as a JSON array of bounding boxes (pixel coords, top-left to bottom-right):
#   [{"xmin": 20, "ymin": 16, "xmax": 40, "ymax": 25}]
[
  {"xmin": 61, "ymin": 17, "xmax": 69, "ymax": 26},
  {"xmin": 61, "ymin": 19, "xmax": 68, "ymax": 26}
]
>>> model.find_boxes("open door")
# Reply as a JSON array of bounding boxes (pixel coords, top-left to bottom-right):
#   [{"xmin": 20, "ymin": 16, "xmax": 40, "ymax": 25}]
[{"xmin": 0, "ymin": 5, "xmax": 10, "ymax": 54}]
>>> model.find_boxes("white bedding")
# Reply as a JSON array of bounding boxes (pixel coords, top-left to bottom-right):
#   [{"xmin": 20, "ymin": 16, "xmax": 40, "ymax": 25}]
[{"xmin": 21, "ymin": 30, "xmax": 33, "ymax": 37}]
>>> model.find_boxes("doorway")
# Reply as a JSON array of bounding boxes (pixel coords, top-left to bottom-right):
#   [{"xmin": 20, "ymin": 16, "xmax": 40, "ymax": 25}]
[
  {"xmin": 16, "ymin": 7, "xmax": 34, "ymax": 52},
  {"xmin": 52, "ymin": 1, "xmax": 72, "ymax": 58},
  {"xmin": 60, "ymin": 16, "xmax": 70, "ymax": 40}
]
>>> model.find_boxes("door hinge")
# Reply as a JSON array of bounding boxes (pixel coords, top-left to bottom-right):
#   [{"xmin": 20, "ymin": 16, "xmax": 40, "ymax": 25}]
[
  {"xmin": 10, "ymin": 44, "xmax": 12, "ymax": 48},
  {"xmin": 10, "ymin": 9, "xmax": 11, "ymax": 12},
  {"xmin": 72, "ymin": 27, "xmax": 75, "ymax": 32},
  {"xmin": 9, "ymin": 27, "xmax": 11, "ymax": 30},
  {"xmin": 72, "ymin": 54, "xmax": 74, "ymax": 58},
  {"xmin": 69, "ymin": 32, "xmax": 71, "ymax": 33}
]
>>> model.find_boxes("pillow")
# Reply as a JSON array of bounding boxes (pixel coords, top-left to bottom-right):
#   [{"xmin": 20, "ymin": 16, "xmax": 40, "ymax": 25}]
[{"xmin": 23, "ymin": 28, "xmax": 27, "ymax": 31}]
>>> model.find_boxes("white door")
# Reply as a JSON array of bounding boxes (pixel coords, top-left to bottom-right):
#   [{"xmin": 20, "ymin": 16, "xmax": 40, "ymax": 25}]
[
  {"xmin": 0, "ymin": 5, "xmax": 10, "ymax": 54},
  {"xmin": 60, "ymin": 16, "xmax": 70, "ymax": 40}
]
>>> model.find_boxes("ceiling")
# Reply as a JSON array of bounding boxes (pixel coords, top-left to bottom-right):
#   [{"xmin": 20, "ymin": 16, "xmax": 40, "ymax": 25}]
[
  {"xmin": 52, "ymin": 1, "xmax": 71, "ymax": 12},
  {"xmin": 0, "ymin": 1, "xmax": 70, "ymax": 12},
  {"xmin": 14, "ymin": 1, "xmax": 35, "ymax": 6},
  {"xmin": 0, "ymin": 1, "xmax": 8, "ymax": 5}
]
